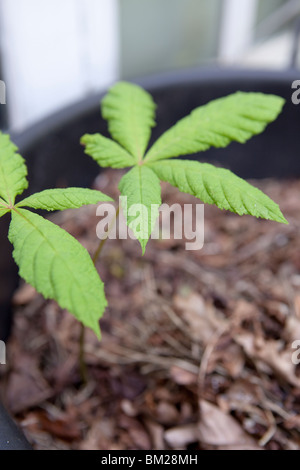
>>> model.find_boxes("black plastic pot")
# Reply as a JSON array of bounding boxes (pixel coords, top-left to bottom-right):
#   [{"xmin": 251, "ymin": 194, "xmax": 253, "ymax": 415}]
[
  {"xmin": 0, "ymin": 403, "xmax": 32, "ymax": 450},
  {"xmin": 0, "ymin": 66, "xmax": 300, "ymax": 448}
]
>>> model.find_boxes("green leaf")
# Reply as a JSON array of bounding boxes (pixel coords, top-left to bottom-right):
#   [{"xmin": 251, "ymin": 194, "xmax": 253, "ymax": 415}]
[
  {"xmin": 0, "ymin": 132, "xmax": 28, "ymax": 204},
  {"xmin": 17, "ymin": 187, "xmax": 112, "ymax": 211},
  {"xmin": 9, "ymin": 209, "xmax": 107, "ymax": 337},
  {"xmin": 149, "ymin": 160, "xmax": 287, "ymax": 224},
  {"xmin": 0, "ymin": 197, "xmax": 8, "ymax": 211},
  {"xmin": 81, "ymin": 134, "xmax": 136, "ymax": 169},
  {"xmin": 145, "ymin": 92, "xmax": 285, "ymax": 163},
  {"xmin": 119, "ymin": 166, "xmax": 161, "ymax": 254},
  {"xmin": 0, "ymin": 207, "xmax": 9, "ymax": 218},
  {"xmin": 102, "ymin": 81, "xmax": 156, "ymax": 162}
]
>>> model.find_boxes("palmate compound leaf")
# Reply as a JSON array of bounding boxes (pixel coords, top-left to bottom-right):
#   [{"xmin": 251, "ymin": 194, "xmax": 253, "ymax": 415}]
[
  {"xmin": 119, "ymin": 166, "xmax": 162, "ymax": 254},
  {"xmin": 17, "ymin": 187, "xmax": 112, "ymax": 211},
  {"xmin": 9, "ymin": 209, "xmax": 107, "ymax": 337},
  {"xmin": 0, "ymin": 132, "xmax": 28, "ymax": 204},
  {"xmin": 148, "ymin": 160, "xmax": 288, "ymax": 224},
  {"xmin": 144, "ymin": 92, "xmax": 285, "ymax": 163},
  {"xmin": 102, "ymin": 81, "xmax": 156, "ymax": 162},
  {"xmin": 81, "ymin": 134, "xmax": 136, "ymax": 169}
]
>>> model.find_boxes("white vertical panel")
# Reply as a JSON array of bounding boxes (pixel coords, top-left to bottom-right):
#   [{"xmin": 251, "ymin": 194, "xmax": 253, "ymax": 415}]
[
  {"xmin": 219, "ymin": 0, "xmax": 258, "ymax": 62},
  {"xmin": 76, "ymin": 0, "xmax": 119, "ymax": 91},
  {"xmin": 0, "ymin": 0, "xmax": 119, "ymax": 131}
]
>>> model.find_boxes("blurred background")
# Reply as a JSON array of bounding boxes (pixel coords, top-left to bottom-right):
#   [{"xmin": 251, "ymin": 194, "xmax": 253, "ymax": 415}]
[{"xmin": 0, "ymin": 0, "xmax": 299, "ymax": 132}]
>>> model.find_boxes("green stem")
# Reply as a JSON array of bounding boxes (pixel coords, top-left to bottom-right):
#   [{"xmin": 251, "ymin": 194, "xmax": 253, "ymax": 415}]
[{"xmin": 79, "ymin": 204, "xmax": 120, "ymax": 384}]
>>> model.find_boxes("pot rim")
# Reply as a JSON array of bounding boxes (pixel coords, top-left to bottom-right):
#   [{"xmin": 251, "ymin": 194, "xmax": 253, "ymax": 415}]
[{"xmin": 11, "ymin": 65, "xmax": 299, "ymax": 154}]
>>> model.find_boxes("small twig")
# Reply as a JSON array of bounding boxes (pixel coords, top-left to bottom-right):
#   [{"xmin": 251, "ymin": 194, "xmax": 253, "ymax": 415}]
[
  {"xmin": 85, "ymin": 342, "xmax": 199, "ymax": 374},
  {"xmin": 198, "ymin": 326, "xmax": 228, "ymax": 397},
  {"xmin": 262, "ymin": 399, "xmax": 292, "ymax": 421},
  {"xmin": 160, "ymin": 301, "xmax": 187, "ymax": 331},
  {"xmin": 259, "ymin": 410, "xmax": 277, "ymax": 447},
  {"xmin": 163, "ymin": 333, "xmax": 193, "ymax": 358}
]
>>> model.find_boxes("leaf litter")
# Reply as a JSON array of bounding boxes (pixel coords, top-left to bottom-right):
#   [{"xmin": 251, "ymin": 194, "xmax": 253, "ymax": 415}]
[{"xmin": 1, "ymin": 169, "xmax": 300, "ymax": 450}]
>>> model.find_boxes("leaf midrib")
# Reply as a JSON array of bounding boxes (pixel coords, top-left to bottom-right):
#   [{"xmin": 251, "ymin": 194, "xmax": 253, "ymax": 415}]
[
  {"xmin": 12, "ymin": 208, "xmax": 92, "ymax": 315},
  {"xmin": 136, "ymin": 167, "xmax": 148, "ymax": 239},
  {"xmin": 150, "ymin": 161, "xmax": 286, "ymax": 223}
]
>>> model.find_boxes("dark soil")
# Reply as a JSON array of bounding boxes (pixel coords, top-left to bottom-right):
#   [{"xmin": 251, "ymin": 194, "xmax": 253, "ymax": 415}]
[{"xmin": 1, "ymin": 169, "xmax": 300, "ymax": 450}]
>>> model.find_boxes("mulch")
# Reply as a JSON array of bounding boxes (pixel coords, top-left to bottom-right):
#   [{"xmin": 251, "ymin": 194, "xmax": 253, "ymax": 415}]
[{"xmin": 1, "ymin": 169, "xmax": 300, "ymax": 450}]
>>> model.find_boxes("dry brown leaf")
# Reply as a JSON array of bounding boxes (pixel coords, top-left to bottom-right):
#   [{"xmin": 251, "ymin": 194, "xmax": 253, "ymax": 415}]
[
  {"xmin": 129, "ymin": 427, "xmax": 152, "ymax": 450},
  {"xmin": 5, "ymin": 355, "xmax": 52, "ymax": 413},
  {"xmin": 174, "ymin": 293, "xmax": 227, "ymax": 344},
  {"xmin": 231, "ymin": 299, "xmax": 258, "ymax": 326},
  {"xmin": 79, "ymin": 419, "xmax": 115, "ymax": 450},
  {"xmin": 220, "ymin": 380, "xmax": 262, "ymax": 411},
  {"xmin": 170, "ymin": 366, "xmax": 197, "ymax": 385},
  {"xmin": 119, "ymin": 415, "xmax": 151, "ymax": 450},
  {"xmin": 284, "ymin": 315, "xmax": 300, "ymax": 344},
  {"xmin": 120, "ymin": 399, "xmax": 139, "ymax": 417},
  {"xmin": 264, "ymin": 300, "xmax": 288, "ymax": 324},
  {"xmin": 198, "ymin": 400, "xmax": 260, "ymax": 449},
  {"xmin": 283, "ymin": 415, "xmax": 300, "ymax": 430},
  {"xmin": 164, "ymin": 424, "xmax": 198, "ymax": 449},
  {"xmin": 156, "ymin": 401, "xmax": 180, "ymax": 425},
  {"xmin": 38, "ymin": 411, "xmax": 82, "ymax": 442},
  {"xmin": 212, "ymin": 342, "xmax": 245, "ymax": 378},
  {"xmin": 294, "ymin": 295, "xmax": 300, "ymax": 319},
  {"xmin": 144, "ymin": 419, "xmax": 165, "ymax": 450},
  {"xmin": 236, "ymin": 334, "xmax": 300, "ymax": 387}
]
